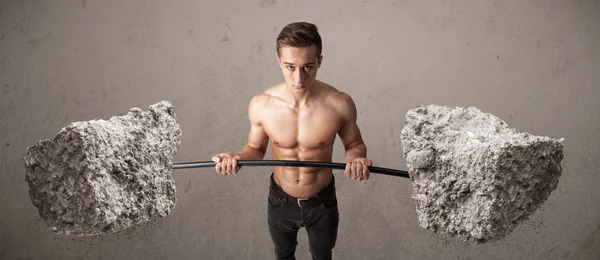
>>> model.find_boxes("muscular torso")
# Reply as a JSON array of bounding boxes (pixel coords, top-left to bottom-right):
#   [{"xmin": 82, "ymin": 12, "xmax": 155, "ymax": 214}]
[{"xmin": 260, "ymin": 83, "xmax": 342, "ymax": 198}]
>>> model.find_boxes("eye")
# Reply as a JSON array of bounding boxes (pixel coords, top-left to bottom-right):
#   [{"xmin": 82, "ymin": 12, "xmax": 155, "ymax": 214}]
[{"xmin": 286, "ymin": 66, "xmax": 294, "ymax": 70}]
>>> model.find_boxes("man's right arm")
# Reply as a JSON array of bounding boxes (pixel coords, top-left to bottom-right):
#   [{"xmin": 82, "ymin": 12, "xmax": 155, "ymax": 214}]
[
  {"xmin": 236, "ymin": 94, "xmax": 269, "ymax": 160},
  {"xmin": 212, "ymin": 94, "xmax": 269, "ymax": 175}
]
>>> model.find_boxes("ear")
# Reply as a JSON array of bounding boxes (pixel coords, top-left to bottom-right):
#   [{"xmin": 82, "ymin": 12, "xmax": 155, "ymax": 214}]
[{"xmin": 317, "ymin": 55, "xmax": 323, "ymax": 68}]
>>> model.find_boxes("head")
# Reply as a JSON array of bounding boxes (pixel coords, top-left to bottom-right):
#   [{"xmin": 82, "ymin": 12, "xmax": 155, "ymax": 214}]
[{"xmin": 276, "ymin": 22, "xmax": 323, "ymax": 91}]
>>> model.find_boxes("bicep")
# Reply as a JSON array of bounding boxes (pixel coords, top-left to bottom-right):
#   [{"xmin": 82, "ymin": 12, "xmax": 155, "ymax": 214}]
[
  {"xmin": 337, "ymin": 93, "xmax": 364, "ymax": 149},
  {"xmin": 246, "ymin": 121, "xmax": 269, "ymax": 153},
  {"xmin": 246, "ymin": 95, "xmax": 269, "ymax": 153}
]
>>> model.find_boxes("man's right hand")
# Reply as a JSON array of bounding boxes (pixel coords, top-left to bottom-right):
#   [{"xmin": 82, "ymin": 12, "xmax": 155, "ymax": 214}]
[{"xmin": 212, "ymin": 152, "xmax": 242, "ymax": 175}]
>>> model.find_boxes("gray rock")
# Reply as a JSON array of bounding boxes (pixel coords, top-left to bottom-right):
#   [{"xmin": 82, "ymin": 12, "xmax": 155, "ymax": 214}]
[
  {"xmin": 400, "ymin": 104, "xmax": 564, "ymax": 244},
  {"xmin": 23, "ymin": 101, "xmax": 182, "ymax": 236}
]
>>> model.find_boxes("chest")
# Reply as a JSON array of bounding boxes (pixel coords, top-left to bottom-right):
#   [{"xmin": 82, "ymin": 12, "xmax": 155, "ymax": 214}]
[{"xmin": 262, "ymin": 108, "xmax": 341, "ymax": 149}]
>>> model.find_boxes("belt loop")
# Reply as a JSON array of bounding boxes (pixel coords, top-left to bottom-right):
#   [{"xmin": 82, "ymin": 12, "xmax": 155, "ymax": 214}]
[{"xmin": 313, "ymin": 194, "xmax": 321, "ymax": 204}]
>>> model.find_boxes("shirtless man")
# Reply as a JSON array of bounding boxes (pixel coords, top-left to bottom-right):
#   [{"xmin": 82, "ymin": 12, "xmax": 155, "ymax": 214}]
[{"xmin": 212, "ymin": 22, "xmax": 372, "ymax": 260}]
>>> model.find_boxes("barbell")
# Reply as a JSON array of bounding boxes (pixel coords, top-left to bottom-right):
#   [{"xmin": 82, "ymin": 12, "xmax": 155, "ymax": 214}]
[
  {"xmin": 22, "ymin": 100, "xmax": 564, "ymax": 244},
  {"xmin": 172, "ymin": 160, "xmax": 409, "ymax": 178}
]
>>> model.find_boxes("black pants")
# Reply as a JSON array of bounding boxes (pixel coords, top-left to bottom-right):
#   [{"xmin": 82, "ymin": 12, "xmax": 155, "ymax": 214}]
[{"xmin": 267, "ymin": 173, "xmax": 340, "ymax": 260}]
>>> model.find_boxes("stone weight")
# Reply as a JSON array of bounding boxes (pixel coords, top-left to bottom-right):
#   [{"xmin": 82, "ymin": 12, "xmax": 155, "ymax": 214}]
[
  {"xmin": 23, "ymin": 101, "xmax": 181, "ymax": 236},
  {"xmin": 400, "ymin": 105, "xmax": 564, "ymax": 244}
]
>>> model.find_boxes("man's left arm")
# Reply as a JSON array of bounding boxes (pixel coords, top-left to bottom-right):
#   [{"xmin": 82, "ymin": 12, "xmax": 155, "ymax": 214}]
[{"xmin": 336, "ymin": 92, "xmax": 372, "ymax": 181}]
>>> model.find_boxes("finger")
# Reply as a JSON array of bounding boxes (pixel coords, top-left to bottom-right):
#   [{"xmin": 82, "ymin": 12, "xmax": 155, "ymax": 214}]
[
  {"xmin": 345, "ymin": 162, "xmax": 351, "ymax": 176},
  {"xmin": 228, "ymin": 158, "xmax": 234, "ymax": 175},
  {"xmin": 357, "ymin": 161, "xmax": 367, "ymax": 181},
  {"xmin": 221, "ymin": 158, "xmax": 227, "ymax": 174},
  {"xmin": 214, "ymin": 155, "xmax": 222, "ymax": 174},
  {"xmin": 357, "ymin": 161, "xmax": 364, "ymax": 181},
  {"xmin": 352, "ymin": 161, "xmax": 358, "ymax": 178},
  {"xmin": 225, "ymin": 158, "xmax": 231, "ymax": 174},
  {"xmin": 232, "ymin": 157, "xmax": 238, "ymax": 174},
  {"xmin": 361, "ymin": 161, "xmax": 367, "ymax": 180},
  {"xmin": 215, "ymin": 160, "xmax": 221, "ymax": 174},
  {"xmin": 231, "ymin": 158, "xmax": 236, "ymax": 174}
]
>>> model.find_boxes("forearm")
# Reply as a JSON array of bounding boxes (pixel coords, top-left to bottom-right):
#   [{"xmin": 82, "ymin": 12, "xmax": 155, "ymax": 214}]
[
  {"xmin": 235, "ymin": 145, "xmax": 265, "ymax": 160},
  {"xmin": 344, "ymin": 143, "xmax": 367, "ymax": 162}
]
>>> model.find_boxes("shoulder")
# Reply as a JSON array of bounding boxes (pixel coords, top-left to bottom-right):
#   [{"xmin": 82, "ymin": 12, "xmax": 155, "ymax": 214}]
[
  {"xmin": 321, "ymin": 83, "xmax": 357, "ymax": 120},
  {"xmin": 247, "ymin": 83, "xmax": 284, "ymax": 121},
  {"xmin": 324, "ymin": 84, "xmax": 356, "ymax": 112},
  {"xmin": 333, "ymin": 91, "xmax": 355, "ymax": 108},
  {"xmin": 247, "ymin": 93, "xmax": 268, "ymax": 125},
  {"xmin": 249, "ymin": 93, "xmax": 268, "ymax": 108},
  {"xmin": 249, "ymin": 83, "xmax": 282, "ymax": 108}
]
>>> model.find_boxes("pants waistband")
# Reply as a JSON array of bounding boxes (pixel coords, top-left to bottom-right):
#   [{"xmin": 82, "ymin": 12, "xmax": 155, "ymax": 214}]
[{"xmin": 270, "ymin": 173, "xmax": 335, "ymax": 207}]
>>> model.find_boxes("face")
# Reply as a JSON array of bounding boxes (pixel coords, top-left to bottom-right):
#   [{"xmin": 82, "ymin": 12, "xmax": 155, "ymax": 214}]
[{"xmin": 277, "ymin": 45, "xmax": 323, "ymax": 91}]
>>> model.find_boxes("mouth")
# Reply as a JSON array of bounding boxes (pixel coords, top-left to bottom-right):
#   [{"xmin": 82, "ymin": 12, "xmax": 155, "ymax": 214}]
[{"xmin": 293, "ymin": 85, "xmax": 305, "ymax": 89}]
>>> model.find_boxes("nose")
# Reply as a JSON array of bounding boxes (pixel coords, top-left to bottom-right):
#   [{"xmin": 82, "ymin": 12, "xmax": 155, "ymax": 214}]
[{"xmin": 294, "ymin": 69, "xmax": 307, "ymax": 85}]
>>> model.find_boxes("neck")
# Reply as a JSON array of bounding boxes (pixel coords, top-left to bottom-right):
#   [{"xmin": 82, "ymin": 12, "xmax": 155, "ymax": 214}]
[{"xmin": 285, "ymin": 81, "xmax": 320, "ymax": 108}]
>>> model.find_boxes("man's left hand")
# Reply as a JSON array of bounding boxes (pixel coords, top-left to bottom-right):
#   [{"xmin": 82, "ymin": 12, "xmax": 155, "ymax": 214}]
[{"xmin": 344, "ymin": 157, "xmax": 373, "ymax": 181}]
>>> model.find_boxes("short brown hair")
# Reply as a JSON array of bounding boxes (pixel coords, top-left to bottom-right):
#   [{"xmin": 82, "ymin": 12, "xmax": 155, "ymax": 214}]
[{"xmin": 276, "ymin": 22, "xmax": 322, "ymax": 57}]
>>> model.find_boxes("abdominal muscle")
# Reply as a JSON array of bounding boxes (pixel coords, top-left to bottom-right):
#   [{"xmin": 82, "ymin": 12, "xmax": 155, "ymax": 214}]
[{"xmin": 271, "ymin": 144, "xmax": 335, "ymax": 199}]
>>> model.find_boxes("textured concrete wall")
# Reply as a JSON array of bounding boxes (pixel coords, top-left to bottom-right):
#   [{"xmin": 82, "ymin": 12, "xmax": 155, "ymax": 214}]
[{"xmin": 1, "ymin": 0, "xmax": 599, "ymax": 259}]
